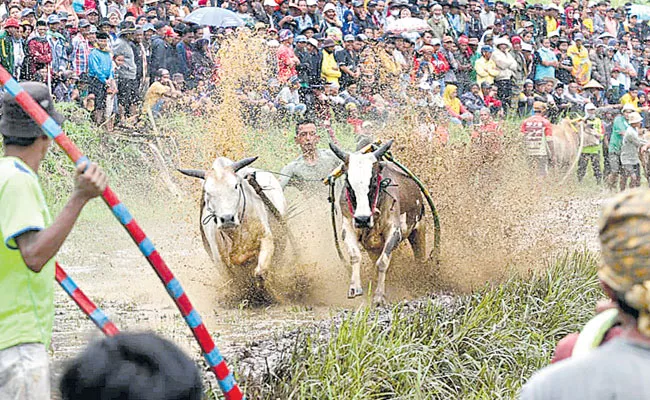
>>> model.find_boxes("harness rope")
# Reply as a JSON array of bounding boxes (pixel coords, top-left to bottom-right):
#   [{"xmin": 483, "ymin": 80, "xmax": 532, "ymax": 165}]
[
  {"xmin": 325, "ymin": 142, "xmax": 442, "ymax": 265},
  {"xmin": 201, "ymin": 179, "xmax": 247, "ymax": 227}
]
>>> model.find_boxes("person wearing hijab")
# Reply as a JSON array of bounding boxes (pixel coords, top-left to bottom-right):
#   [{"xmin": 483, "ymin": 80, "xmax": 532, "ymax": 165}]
[{"xmin": 443, "ymin": 84, "xmax": 473, "ymax": 124}]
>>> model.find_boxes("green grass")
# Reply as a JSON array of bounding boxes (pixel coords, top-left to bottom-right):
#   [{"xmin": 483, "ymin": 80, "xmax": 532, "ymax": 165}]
[{"xmin": 249, "ymin": 251, "xmax": 601, "ymax": 400}]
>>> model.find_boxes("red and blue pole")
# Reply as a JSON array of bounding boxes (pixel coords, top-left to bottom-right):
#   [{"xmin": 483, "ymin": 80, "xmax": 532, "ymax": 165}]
[
  {"xmin": 55, "ymin": 262, "xmax": 120, "ymax": 336},
  {"xmin": 0, "ymin": 68, "xmax": 244, "ymax": 400}
]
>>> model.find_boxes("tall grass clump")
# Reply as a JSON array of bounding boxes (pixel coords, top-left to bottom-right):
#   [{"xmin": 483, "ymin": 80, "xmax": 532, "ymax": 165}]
[{"xmin": 258, "ymin": 251, "xmax": 600, "ymax": 399}]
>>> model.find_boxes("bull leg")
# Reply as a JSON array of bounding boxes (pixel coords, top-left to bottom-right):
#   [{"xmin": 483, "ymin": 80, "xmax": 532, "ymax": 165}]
[
  {"xmin": 254, "ymin": 234, "xmax": 274, "ymax": 280},
  {"xmin": 407, "ymin": 225, "xmax": 427, "ymax": 264},
  {"xmin": 373, "ymin": 228, "xmax": 401, "ymax": 306},
  {"xmin": 342, "ymin": 218, "xmax": 363, "ymax": 298}
]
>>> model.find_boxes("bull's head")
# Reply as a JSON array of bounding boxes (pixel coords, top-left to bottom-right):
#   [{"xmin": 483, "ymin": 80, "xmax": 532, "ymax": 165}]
[
  {"xmin": 330, "ymin": 140, "xmax": 393, "ymax": 229},
  {"xmin": 178, "ymin": 156, "xmax": 258, "ymax": 230}
]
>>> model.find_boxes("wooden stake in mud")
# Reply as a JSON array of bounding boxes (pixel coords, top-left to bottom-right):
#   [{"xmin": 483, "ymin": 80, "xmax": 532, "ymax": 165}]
[
  {"xmin": 55, "ymin": 262, "xmax": 120, "ymax": 336},
  {"xmin": 0, "ymin": 68, "xmax": 245, "ymax": 400}
]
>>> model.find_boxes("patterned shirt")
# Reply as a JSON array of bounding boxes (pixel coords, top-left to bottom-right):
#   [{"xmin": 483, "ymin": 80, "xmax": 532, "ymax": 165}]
[{"xmin": 72, "ymin": 34, "xmax": 90, "ymax": 76}]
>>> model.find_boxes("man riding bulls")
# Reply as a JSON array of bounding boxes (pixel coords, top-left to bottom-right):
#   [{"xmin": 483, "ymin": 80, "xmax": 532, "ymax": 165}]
[{"xmin": 278, "ymin": 119, "xmax": 341, "ymax": 194}]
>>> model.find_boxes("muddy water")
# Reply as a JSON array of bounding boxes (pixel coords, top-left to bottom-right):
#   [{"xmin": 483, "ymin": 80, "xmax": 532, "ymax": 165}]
[{"xmin": 51, "ymin": 180, "xmax": 604, "ymax": 394}]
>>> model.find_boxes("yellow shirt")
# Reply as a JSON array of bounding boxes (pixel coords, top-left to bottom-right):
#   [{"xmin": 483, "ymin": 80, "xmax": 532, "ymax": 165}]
[
  {"xmin": 620, "ymin": 93, "xmax": 640, "ymax": 111},
  {"xmin": 545, "ymin": 16, "xmax": 558, "ymax": 36},
  {"xmin": 143, "ymin": 81, "xmax": 171, "ymax": 113}
]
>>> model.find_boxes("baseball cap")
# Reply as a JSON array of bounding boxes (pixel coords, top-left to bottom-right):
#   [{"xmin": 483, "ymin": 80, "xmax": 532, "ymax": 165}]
[
  {"xmin": 78, "ymin": 19, "xmax": 91, "ymax": 28},
  {"xmin": 343, "ymin": 34, "xmax": 355, "ymax": 42},
  {"xmin": 307, "ymin": 38, "xmax": 318, "ymax": 47},
  {"xmin": 47, "ymin": 15, "xmax": 60, "ymax": 24},
  {"xmin": 4, "ymin": 18, "xmax": 19, "ymax": 29},
  {"xmin": 295, "ymin": 34, "xmax": 307, "ymax": 43}
]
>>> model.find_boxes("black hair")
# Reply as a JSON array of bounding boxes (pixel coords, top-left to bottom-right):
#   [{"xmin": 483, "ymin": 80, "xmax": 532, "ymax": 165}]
[
  {"xmin": 3, "ymin": 135, "xmax": 39, "ymax": 147},
  {"xmin": 295, "ymin": 119, "xmax": 316, "ymax": 136},
  {"xmin": 60, "ymin": 332, "xmax": 202, "ymax": 400}
]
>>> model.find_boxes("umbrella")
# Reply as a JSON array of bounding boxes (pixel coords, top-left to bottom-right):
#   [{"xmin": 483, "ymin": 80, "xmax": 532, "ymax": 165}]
[
  {"xmin": 184, "ymin": 7, "xmax": 244, "ymax": 27},
  {"xmin": 385, "ymin": 17, "xmax": 430, "ymax": 34}
]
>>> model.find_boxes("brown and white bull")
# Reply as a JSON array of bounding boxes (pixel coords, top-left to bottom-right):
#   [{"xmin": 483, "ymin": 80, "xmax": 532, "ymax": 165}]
[
  {"xmin": 178, "ymin": 157, "xmax": 286, "ymax": 290},
  {"xmin": 330, "ymin": 140, "xmax": 426, "ymax": 305}
]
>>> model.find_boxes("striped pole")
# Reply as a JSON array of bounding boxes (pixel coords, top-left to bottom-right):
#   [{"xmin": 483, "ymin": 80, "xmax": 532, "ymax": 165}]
[
  {"xmin": 55, "ymin": 262, "xmax": 120, "ymax": 336},
  {"xmin": 0, "ymin": 69, "xmax": 244, "ymax": 400}
]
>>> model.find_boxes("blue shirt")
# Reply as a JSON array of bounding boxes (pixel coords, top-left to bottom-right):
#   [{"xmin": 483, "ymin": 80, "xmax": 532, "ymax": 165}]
[{"xmin": 88, "ymin": 48, "xmax": 114, "ymax": 83}]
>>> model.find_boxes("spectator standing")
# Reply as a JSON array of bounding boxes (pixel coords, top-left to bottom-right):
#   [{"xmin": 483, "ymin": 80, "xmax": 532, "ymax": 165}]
[
  {"xmin": 620, "ymin": 112, "xmax": 648, "ymax": 189},
  {"xmin": 335, "ymin": 34, "xmax": 359, "ymax": 89},
  {"xmin": 71, "ymin": 19, "xmax": 91, "ymax": 78},
  {"xmin": 320, "ymin": 37, "xmax": 340, "ymax": 85},
  {"xmin": 24, "ymin": 20, "xmax": 52, "ymax": 82},
  {"xmin": 0, "ymin": 18, "xmax": 20, "ymax": 76},
  {"xmin": 174, "ymin": 23, "xmax": 194, "ymax": 86},
  {"xmin": 491, "ymin": 36, "xmax": 517, "ymax": 113},
  {"xmin": 534, "ymin": 37, "xmax": 557, "ymax": 82},
  {"xmin": 88, "ymin": 31, "xmax": 115, "ymax": 126},
  {"xmin": 577, "ymin": 103, "xmax": 603, "ymax": 184},
  {"xmin": 113, "ymin": 22, "xmax": 138, "ymax": 121}
]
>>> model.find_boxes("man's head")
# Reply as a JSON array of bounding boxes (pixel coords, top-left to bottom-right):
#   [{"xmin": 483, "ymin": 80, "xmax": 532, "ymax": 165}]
[
  {"xmin": 4, "ymin": 18, "xmax": 19, "ymax": 37},
  {"xmin": 60, "ymin": 332, "xmax": 202, "ymax": 400},
  {"xmin": 598, "ymin": 189, "xmax": 650, "ymax": 337},
  {"xmin": 1, "ymin": 82, "xmax": 64, "ymax": 159},
  {"xmin": 533, "ymin": 101, "xmax": 547, "ymax": 115},
  {"xmin": 156, "ymin": 68, "xmax": 171, "ymax": 82},
  {"xmin": 481, "ymin": 45, "xmax": 493, "ymax": 59},
  {"xmin": 627, "ymin": 111, "xmax": 643, "ymax": 128},
  {"xmin": 295, "ymin": 120, "xmax": 319, "ymax": 152},
  {"xmin": 96, "ymin": 31, "xmax": 110, "ymax": 50}
]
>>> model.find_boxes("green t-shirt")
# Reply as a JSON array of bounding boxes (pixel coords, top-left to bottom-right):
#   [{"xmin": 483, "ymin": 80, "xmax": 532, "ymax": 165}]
[
  {"xmin": 609, "ymin": 116, "xmax": 629, "ymax": 154},
  {"xmin": 0, "ymin": 156, "xmax": 54, "ymax": 351}
]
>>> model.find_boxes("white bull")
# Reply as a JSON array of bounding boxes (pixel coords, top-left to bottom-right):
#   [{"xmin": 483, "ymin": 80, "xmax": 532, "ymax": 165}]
[{"xmin": 179, "ymin": 157, "xmax": 286, "ymax": 289}]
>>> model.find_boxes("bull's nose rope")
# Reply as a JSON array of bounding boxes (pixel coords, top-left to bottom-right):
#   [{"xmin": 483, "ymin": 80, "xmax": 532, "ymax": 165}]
[{"xmin": 0, "ymin": 67, "xmax": 245, "ymax": 400}]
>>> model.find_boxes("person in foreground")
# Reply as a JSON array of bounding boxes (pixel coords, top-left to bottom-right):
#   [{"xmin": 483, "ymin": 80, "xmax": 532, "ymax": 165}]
[
  {"xmin": 520, "ymin": 188, "xmax": 650, "ymax": 400},
  {"xmin": 59, "ymin": 332, "xmax": 203, "ymax": 400},
  {"xmin": 0, "ymin": 82, "xmax": 107, "ymax": 399}
]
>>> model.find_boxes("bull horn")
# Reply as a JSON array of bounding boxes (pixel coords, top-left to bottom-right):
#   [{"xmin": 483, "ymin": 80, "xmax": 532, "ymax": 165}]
[
  {"xmin": 177, "ymin": 169, "xmax": 206, "ymax": 179},
  {"xmin": 329, "ymin": 142, "xmax": 349, "ymax": 162},
  {"xmin": 231, "ymin": 156, "xmax": 259, "ymax": 172},
  {"xmin": 373, "ymin": 139, "xmax": 394, "ymax": 160}
]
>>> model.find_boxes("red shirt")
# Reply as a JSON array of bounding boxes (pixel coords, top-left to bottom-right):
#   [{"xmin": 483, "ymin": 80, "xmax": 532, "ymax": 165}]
[
  {"xmin": 277, "ymin": 44, "xmax": 297, "ymax": 83},
  {"xmin": 520, "ymin": 115, "xmax": 553, "ymax": 137}
]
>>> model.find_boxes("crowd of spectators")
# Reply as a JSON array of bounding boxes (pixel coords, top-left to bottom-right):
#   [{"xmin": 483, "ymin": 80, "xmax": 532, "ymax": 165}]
[{"xmin": 0, "ymin": 0, "xmax": 649, "ymax": 132}]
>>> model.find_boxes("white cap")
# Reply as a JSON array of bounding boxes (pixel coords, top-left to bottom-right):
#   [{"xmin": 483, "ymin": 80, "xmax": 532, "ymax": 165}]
[
  {"xmin": 307, "ymin": 38, "xmax": 318, "ymax": 47},
  {"xmin": 431, "ymin": 38, "xmax": 441, "ymax": 46},
  {"xmin": 306, "ymin": 0, "xmax": 317, "ymax": 5},
  {"xmin": 263, "ymin": 0, "xmax": 276, "ymax": 6},
  {"xmin": 323, "ymin": 2, "xmax": 336, "ymax": 13},
  {"xmin": 584, "ymin": 103, "xmax": 596, "ymax": 111},
  {"xmin": 521, "ymin": 42, "xmax": 533, "ymax": 52},
  {"xmin": 622, "ymin": 103, "xmax": 637, "ymax": 112}
]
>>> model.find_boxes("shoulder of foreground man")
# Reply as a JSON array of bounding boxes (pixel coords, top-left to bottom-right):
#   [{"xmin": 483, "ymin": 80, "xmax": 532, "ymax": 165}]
[{"xmin": 521, "ymin": 338, "xmax": 649, "ymax": 400}]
